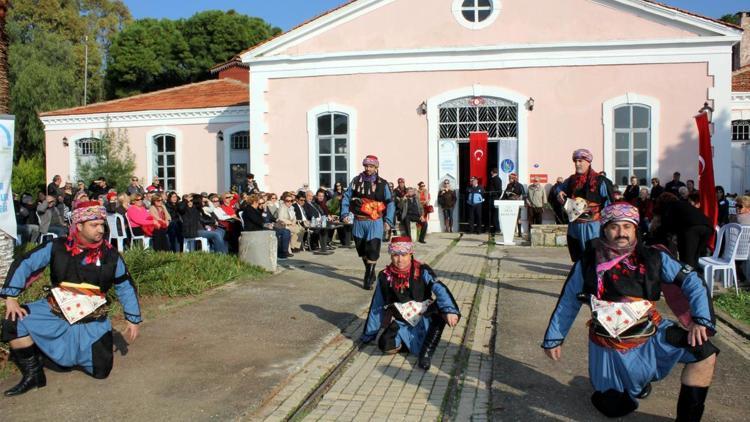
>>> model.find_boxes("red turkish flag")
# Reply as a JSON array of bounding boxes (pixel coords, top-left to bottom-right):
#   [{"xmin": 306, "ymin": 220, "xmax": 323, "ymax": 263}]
[
  {"xmin": 469, "ymin": 131, "xmax": 488, "ymax": 185},
  {"xmin": 695, "ymin": 112, "xmax": 718, "ymax": 248}
]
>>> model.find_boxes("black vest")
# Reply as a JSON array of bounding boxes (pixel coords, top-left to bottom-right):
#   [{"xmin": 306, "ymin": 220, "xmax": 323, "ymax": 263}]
[
  {"xmin": 377, "ymin": 264, "xmax": 436, "ymax": 305},
  {"xmin": 49, "ymin": 238, "xmax": 120, "ymax": 293},
  {"xmin": 580, "ymin": 241, "xmax": 663, "ymax": 301},
  {"xmin": 566, "ymin": 174, "xmax": 609, "ymax": 205},
  {"xmin": 351, "ymin": 175, "xmax": 389, "ymax": 202}
]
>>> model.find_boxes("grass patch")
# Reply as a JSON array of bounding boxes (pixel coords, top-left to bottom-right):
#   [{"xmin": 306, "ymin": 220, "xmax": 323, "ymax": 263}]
[
  {"xmin": 714, "ymin": 291, "xmax": 750, "ymax": 325},
  {"xmin": 0, "ymin": 246, "xmax": 268, "ymax": 317}
]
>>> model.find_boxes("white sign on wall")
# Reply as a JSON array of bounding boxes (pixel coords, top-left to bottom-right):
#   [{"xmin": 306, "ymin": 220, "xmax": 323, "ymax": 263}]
[{"xmin": 0, "ymin": 115, "xmax": 17, "ymax": 240}]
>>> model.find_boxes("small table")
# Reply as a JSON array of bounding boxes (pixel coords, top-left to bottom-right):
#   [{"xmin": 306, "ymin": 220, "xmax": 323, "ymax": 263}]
[{"xmin": 312, "ymin": 222, "xmax": 343, "ymax": 255}]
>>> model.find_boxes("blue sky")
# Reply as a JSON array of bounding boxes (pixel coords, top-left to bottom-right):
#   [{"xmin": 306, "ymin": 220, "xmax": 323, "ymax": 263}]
[{"xmin": 124, "ymin": 0, "xmax": 749, "ymax": 31}]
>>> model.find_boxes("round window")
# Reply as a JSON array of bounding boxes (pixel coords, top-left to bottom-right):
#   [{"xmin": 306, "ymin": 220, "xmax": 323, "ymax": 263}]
[{"xmin": 452, "ymin": 0, "xmax": 501, "ymax": 30}]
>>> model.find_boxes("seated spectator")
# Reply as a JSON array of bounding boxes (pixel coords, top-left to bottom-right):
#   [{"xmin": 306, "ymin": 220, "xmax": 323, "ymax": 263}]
[
  {"xmin": 635, "ymin": 187, "xmax": 653, "ymax": 234},
  {"xmin": 265, "ymin": 193, "xmax": 279, "ymax": 219},
  {"xmin": 72, "ymin": 190, "xmax": 89, "ymax": 208},
  {"xmin": 104, "ymin": 191, "xmax": 118, "ymax": 214},
  {"xmin": 88, "ymin": 177, "xmax": 108, "ymax": 199},
  {"xmin": 178, "ymin": 193, "xmax": 227, "ymax": 253},
  {"xmin": 37, "ymin": 195, "xmax": 68, "ymax": 238},
  {"xmin": 241, "ymin": 194, "xmax": 292, "ymax": 259},
  {"xmin": 148, "ymin": 193, "xmax": 171, "ymax": 251},
  {"xmin": 62, "ymin": 182, "xmax": 74, "ymax": 209},
  {"xmin": 313, "ymin": 189, "xmax": 336, "ymax": 248},
  {"xmin": 677, "ymin": 186, "xmax": 689, "ymax": 201},
  {"xmin": 16, "ymin": 194, "xmax": 40, "ymax": 244},
  {"xmin": 197, "ymin": 195, "xmax": 229, "ymax": 253},
  {"xmin": 165, "ymin": 191, "xmax": 183, "ymax": 252},
  {"xmin": 125, "ymin": 193, "xmax": 157, "ymax": 238},
  {"xmin": 212, "ymin": 193, "xmax": 242, "ymax": 253},
  {"xmin": 75, "ymin": 180, "xmax": 87, "ymax": 197},
  {"xmin": 114, "ymin": 193, "xmax": 131, "ymax": 242},
  {"xmin": 146, "ymin": 177, "xmax": 163, "ymax": 193},
  {"xmin": 127, "ymin": 176, "xmax": 145, "ymax": 196},
  {"xmin": 277, "ymin": 193, "xmax": 305, "ymax": 252}
]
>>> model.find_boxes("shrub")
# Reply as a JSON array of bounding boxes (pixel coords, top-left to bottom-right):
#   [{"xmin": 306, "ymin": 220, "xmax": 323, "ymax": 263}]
[{"xmin": 11, "ymin": 155, "xmax": 46, "ymax": 196}]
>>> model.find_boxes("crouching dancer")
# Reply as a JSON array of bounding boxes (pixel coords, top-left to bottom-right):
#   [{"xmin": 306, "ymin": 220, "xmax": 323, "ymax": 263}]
[
  {"xmin": 1, "ymin": 201, "xmax": 142, "ymax": 396},
  {"xmin": 542, "ymin": 203, "xmax": 717, "ymax": 421},
  {"xmin": 360, "ymin": 237, "xmax": 460, "ymax": 370}
]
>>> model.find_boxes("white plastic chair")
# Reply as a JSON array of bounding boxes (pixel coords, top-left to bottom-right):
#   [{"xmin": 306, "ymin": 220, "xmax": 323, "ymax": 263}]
[
  {"xmin": 183, "ymin": 237, "xmax": 209, "ymax": 252},
  {"xmin": 38, "ymin": 232, "xmax": 58, "ymax": 244},
  {"xmin": 106, "ymin": 214, "xmax": 128, "ymax": 251},
  {"xmin": 238, "ymin": 211, "xmax": 245, "ymax": 230},
  {"xmin": 698, "ymin": 223, "xmax": 745, "ymax": 296},
  {"xmin": 125, "ymin": 215, "xmax": 151, "ymax": 249}
]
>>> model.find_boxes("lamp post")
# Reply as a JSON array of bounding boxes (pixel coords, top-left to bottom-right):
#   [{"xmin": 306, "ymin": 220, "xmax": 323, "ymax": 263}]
[{"xmin": 83, "ymin": 35, "xmax": 88, "ymax": 106}]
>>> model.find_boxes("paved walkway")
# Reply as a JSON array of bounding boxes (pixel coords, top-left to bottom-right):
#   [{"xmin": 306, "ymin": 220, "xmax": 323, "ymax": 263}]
[{"xmin": 3, "ymin": 234, "xmax": 749, "ymax": 421}]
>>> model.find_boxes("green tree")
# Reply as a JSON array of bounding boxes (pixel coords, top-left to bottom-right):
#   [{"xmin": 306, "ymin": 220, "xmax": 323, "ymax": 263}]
[
  {"xmin": 11, "ymin": 155, "xmax": 46, "ymax": 195},
  {"xmin": 720, "ymin": 13, "xmax": 740, "ymax": 26},
  {"xmin": 9, "ymin": 31, "xmax": 79, "ymax": 160},
  {"xmin": 6, "ymin": 0, "xmax": 131, "ymax": 161},
  {"xmin": 107, "ymin": 10, "xmax": 280, "ymax": 98},
  {"xmin": 179, "ymin": 10, "xmax": 281, "ymax": 82},
  {"xmin": 105, "ymin": 18, "xmax": 191, "ymax": 98},
  {"xmin": 76, "ymin": 126, "xmax": 136, "ymax": 191}
]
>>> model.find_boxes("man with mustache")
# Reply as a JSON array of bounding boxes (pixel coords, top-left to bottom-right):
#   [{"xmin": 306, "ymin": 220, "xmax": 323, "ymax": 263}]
[
  {"xmin": 542, "ymin": 203, "xmax": 717, "ymax": 421},
  {"xmin": 556, "ymin": 149, "xmax": 615, "ymax": 261}
]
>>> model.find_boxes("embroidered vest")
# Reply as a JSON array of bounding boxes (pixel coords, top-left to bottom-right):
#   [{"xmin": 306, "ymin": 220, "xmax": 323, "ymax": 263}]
[{"xmin": 580, "ymin": 242, "xmax": 663, "ymax": 301}]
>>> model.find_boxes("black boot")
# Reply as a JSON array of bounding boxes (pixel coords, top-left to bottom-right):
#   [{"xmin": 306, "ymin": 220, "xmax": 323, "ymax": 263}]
[
  {"xmin": 676, "ymin": 384, "xmax": 709, "ymax": 422},
  {"xmin": 4, "ymin": 345, "xmax": 47, "ymax": 397},
  {"xmin": 364, "ymin": 263, "xmax": 377, "ymax": 290},
  {"xmin": 418, "ymin": 317, "xmax": 446, "ymax": 370},
  {"xmin": 636, "ymin": 382, "xmax": 652, "ymax": 399}
]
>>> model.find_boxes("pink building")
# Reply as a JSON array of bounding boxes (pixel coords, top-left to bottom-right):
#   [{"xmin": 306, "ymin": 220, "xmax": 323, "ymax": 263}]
[{"xmin": 42, "ymin": 0, "xmax": 742, "ymax": 230}]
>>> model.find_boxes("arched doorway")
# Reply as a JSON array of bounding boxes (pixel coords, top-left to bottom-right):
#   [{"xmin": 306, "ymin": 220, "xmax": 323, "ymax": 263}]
[{"xmin": 438, "ymin": 95, "xmax": 519, "ymax": 230}]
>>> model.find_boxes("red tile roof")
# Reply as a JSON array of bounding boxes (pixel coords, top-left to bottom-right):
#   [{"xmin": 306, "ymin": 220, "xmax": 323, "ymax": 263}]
[
  {"xmin": 40, "ymin": 79, "xmax": 249, "ymax": 117},
  {"xmin": 734, "ymin": 66, "xmax": 750, "ymax": 92},
  {"xmin": 238, "ymin": 0, "xmax": 741, "ymax": 59}
]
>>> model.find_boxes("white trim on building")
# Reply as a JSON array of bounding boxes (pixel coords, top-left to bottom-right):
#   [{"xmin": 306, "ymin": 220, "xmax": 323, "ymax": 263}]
[
  {"xmin": 222, "ymin": 123, "xmax": 251, "ymax": 191},
  {"xmin": 40, "ymin": 106, "xmax": 249, "ymax": 132},
  {"xmin": 451, "ymin": 0, "xmax": 502, "ymax": 30}
]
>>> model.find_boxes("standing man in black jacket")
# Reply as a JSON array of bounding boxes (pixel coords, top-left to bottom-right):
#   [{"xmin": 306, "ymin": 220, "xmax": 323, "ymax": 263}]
[{"xmin": 486, "ymin": 168, "xmax": 503, "ymax": 235}]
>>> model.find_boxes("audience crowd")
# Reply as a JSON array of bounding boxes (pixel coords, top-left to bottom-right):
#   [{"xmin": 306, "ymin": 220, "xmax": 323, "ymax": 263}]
[{"xmin": 13, "ymin": 171, "xmax": 750, "ymax": 276}]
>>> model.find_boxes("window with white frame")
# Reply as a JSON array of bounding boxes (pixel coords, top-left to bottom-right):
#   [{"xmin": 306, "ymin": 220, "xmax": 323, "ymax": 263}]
[
  {"xmin": 76, "ymin": 137, "xmax": 100, "ymax": 157},
  {"xmin": 613, "ymin": 105, "xmax": 651, "ymax": 186},
  {"xmin": 317, "ymin": 113, "xmax": 349, "ymax": 188},
  {"xmin": 732, "ymin": 120, "xmax": 750, "ymax": 141},
  {"xmin": 231, "ymin": 131, "xmax": 249, "ymax": 150},
  {"xmin": 452, "ymin": 0, "xmax": 500, "ymax": 29},
  {"xmin": 153, "ymin": 134, "xmax": 177, "ymax": 191}
]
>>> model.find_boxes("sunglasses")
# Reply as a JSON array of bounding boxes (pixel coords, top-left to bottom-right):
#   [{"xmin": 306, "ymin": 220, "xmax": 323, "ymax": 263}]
[{"xmin": 211, "ymin": 199, "xmax": 220, "ymax": 203}]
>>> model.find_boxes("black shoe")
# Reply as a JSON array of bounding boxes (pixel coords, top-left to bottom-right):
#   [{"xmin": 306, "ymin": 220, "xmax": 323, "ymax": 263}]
[
  {"xmin": 418, "ymin": 240, "xmax": 426, "ymax": 244},
  {"xmin": 418, "ymin": 317, "xmax": 446, "ymax": 370},
  {"xmin": 636, "ymin": 383, "xmax": 652, "ymax": 399},
  {"xmin": 4, "ymin": 346, "xmax": 47, "ymax": 397}
]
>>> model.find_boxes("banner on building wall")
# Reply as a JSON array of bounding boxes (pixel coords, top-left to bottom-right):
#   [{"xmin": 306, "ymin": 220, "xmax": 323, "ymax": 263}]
[
  {"xmin": 439, "ymin": 140, "xmax": 458, "ymax": 188},
  {"xmin": 695, "ymin": 112, "xmax": 717, "ymax": 248},
  {"xmin": 0, "ymin": 115, "xmax": 17, "ymax": 240},
  {"xmin": 469, "ymin": 132, "xmax": 488, "ymax": 185},
  {"xmin": 498, "ymin": 139, "xmax": 518, "ymax": 188}
]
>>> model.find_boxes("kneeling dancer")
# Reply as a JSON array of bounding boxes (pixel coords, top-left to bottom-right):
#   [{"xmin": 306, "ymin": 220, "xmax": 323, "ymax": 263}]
[
  {"xmin": 360, "ymin": 237, "xmax": 460, "ymax": 370},
  {"xmin": 542, "ymin": 203, "xmax": 717, "ymax": 420},
  {"xmin": 342, "ymin": 155, "xmax": 395, "ymax": 289},
  {"xmin": 1, "ymin": 201, "xmax": 142, "ymax": 396}
]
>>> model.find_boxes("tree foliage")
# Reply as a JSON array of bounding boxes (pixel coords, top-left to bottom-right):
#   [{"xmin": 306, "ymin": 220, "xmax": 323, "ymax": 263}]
[
  {"xmin": 11, "ymin": 155, "xmax": 46, "ymax": 196},
  {"xmin": 719, "ymin": 13, "xmax": 741, "ymax": 26},
  {"xmin": 6, "ymin": 0, "xmax": 131, "ymax": 161},
  {"xmin": 76, "ymin": 126, "xmax": 136, "ymax": 191},
  {"xmin": 107, "ymin": 10, "xmax": 280, "ymax": 98}
]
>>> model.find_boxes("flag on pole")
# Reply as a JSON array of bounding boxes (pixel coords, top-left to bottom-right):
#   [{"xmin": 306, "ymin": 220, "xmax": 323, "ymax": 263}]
[
  {"xmin": 469, "ymin": 131, "xmax": 488, "ymax": 185},
  {"xmin": 695, "ymin": 112, "xmax": 717, "ymax": 248}
]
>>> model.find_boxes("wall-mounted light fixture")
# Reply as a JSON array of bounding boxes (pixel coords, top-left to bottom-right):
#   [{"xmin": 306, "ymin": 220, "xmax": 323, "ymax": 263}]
[
  {"xmin": 217, "ymin": 130, "xmax": 224, "ymax": 142},
  {"xmin": 416, "ymin": 101, "xmax": 427, "ymax": 116},
  {"xmin": 526, "ymin": 97, "xmax": 535, "ymax": 111},
  {"xmin": 62, "ymin": 137, "xmax": 69, "ymax": 147}
]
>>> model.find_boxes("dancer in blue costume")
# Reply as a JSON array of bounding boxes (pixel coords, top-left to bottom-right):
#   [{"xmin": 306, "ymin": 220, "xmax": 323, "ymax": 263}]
[
  {"xmin": 342, "ymin": 155, "xmax": 396, "ymax": 289},
  {"xmin": 361, "ymin": 236, "xmax": 460, "ymax": 370},
  {"xmin": 1, "ymin": 201, "xmax": 141, "ymax": 396},
  {"xmin": 555, "ymin": 149, "xmax": 614, "ymax": 262},
  {"xmin": 542, "ymin": 203, "xmax": 717, "ymax": 421}
]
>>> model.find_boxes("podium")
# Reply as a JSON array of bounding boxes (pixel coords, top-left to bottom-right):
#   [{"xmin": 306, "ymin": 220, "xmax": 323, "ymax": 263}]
[{"xmin": 493, "ymin": 200, "xmax": 525, "ymax": 245}]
